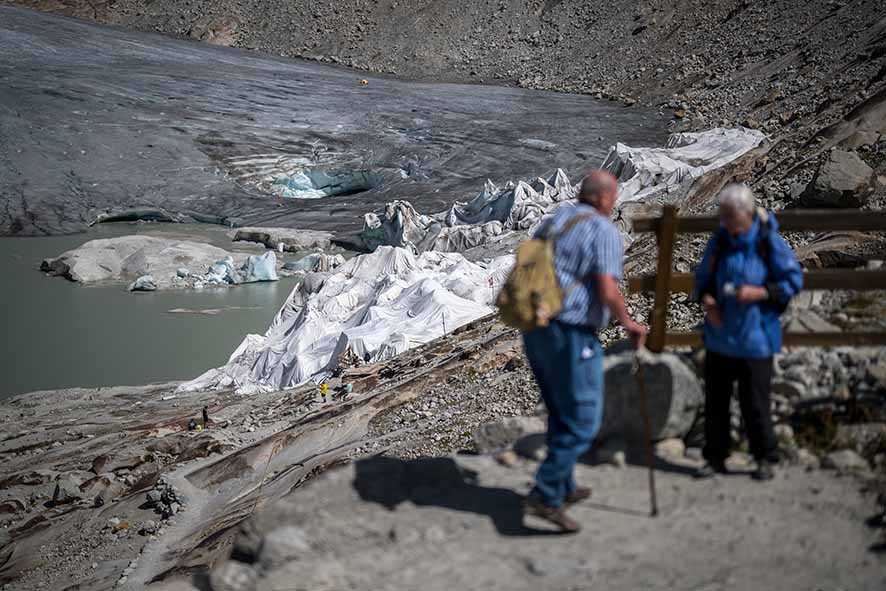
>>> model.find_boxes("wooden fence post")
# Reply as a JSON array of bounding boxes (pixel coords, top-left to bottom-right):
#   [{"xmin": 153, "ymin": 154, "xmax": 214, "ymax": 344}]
[{"xmin": 648, "ymin": 205, "xmax": 678, "ymax": 353}]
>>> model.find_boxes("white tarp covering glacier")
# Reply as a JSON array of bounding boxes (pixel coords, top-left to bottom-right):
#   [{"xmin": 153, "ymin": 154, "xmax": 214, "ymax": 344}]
[
  {"xmin": 359, "ymin": 127, "xmax": 764, "ymax": 254},
  {"xmin": 180, "ymin": 127, "xmax": 765, "ymax": 395},
  {"xmin": 178, "ymin": 246, "xmax": 514, "ymax": 395},
  {"xmin": 359, "ymin": 169, "xmax": 575, "ymax": 253},
  {"xmin": 602, "ymin": 127, "xmax": 766, "ymax": 205}
]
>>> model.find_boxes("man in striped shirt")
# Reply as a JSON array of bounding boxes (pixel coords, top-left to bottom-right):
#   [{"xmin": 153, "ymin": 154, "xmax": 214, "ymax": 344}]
[{"xmin": 522, "ymin": 170, "xmax": 647, "ymax": 533}]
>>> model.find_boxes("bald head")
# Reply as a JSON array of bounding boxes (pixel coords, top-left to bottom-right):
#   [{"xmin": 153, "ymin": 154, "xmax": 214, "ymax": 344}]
[{"xmin": 578, "ymin": 170, "xmax": 618, "ymax": 215}]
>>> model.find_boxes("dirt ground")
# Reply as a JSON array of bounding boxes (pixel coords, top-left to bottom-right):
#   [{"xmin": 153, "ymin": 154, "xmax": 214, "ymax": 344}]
[{"xmin": 214, "ymin": 452, "xmax": 886, "ymax": 591}]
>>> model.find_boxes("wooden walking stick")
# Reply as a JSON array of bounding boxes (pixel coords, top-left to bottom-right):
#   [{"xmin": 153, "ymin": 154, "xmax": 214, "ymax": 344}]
[{"xmin": 634, "ymin": 349, "xmax": 659, "ymax": 517}]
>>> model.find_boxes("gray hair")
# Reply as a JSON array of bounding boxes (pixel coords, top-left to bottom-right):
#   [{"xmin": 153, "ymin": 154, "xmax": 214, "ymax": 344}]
[{"xmin": 718, "ymin": 183, "xmax": 755, "ymax": 214}]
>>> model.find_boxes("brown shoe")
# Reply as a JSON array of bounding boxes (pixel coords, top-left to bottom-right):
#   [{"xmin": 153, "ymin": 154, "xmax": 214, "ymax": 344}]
[
  {"xmin": 523, "ymin": 496, "xmax": 581, "ymax": 533},
  {"xmin": 565, "ymin": 486, "xmax": 592, "ymax": 506}
]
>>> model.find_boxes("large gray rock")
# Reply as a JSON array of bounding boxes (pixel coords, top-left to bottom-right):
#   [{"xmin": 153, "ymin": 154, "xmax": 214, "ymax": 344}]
[
  {"xmin": 52, "ymin": 476, "xmax": 83, "ymax": 505},
  {"xmin": 867, "ymin": 363, "xmax": 886, "ymax": 392},
  {"xmin": 772, "ymin": 379, "xmax": 810, "ymax": 401},
  {"xmin": 599, "ymin": 351, "xmax": 703, "ymax": 448},
  {"xmin": 840, "ymin": 131, "xmax": 881, "ymax": 150},
  {"xmin": 800, "ymin": 149, "xmax": 873, "ymax": 208},
  {"xmin": 258, "ymin": 526, "xmax": 311, "ymax": 568},
  {"xmin": 834, "ymin": 423, "xmax": 886, "ymax": 454},
  {"xmin": 822, "ymin": 449, "xmax": 870, "ymax": 472},
  {"xmin": 209, "ymin": 561, "xmax": 257, "ymax": 591},
  {"xmin": 233, "ymin": 227, "xmax": 334, "ymax": 252}
]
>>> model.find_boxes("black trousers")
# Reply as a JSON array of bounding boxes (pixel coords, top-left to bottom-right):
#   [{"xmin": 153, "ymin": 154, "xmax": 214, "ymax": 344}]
[{"xmin": 703, "ymin": 351, "xmax": 777, "ymax": 463}]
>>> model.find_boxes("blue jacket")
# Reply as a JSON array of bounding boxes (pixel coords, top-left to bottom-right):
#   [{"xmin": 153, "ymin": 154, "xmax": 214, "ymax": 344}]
[{"xmin": 694, "ymin": 212, "xmax": 803, "ymax": 359}]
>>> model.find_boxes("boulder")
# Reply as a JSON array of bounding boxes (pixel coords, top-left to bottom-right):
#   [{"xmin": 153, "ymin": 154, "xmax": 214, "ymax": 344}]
[
  {"xmin": 258, "ymin": 526, "xmax": 311, "ymax": 568},
  {"xmin": 599, "ymin": 352, "xmax": 703, "ymax": 449},
  {"xmin": 840, "ymin": 131, "xmax": 880, "ymax": 150},
  {"xmin": 822, "ymin": 449, "xmax": 870, "ymax": 472},
  {"xmin": 91, "ymin": 454, "xmax": 112, "ymax": 474},
  {"xmin": 79, "ymin": 474, "xmax": 126, "ymax": 501},
  {"xmin": 834, "ymin": 423, "xmax": 886, "ymax": 454},
  {"xmin": 774, "ymin": 424, "xmax": 796, "ymax": 445},
  {"xmin": 800, "ymin": 149, "xmax": 873, "ymax": 208},
  {"xmin": 0, "ymin": 498, "xmax": 25, "ymax": 515},
  {"xmin": 472, "ymin": 416, "xmax": 545, "ymax": 454},
  {"xmin": 52, "ymin": 476, "xmax": 84, "ymax": 505},
  {"xmin": 794, "ymin": 448, "xmax": 821, "ymax": 470},
  {"xmin": 655, "ymin": 438, "xmax": 686, "ymax": 458},
  {"xmin": 867, "ymin": 363, "xmax": 886, "ymax": 392},
  {"xmin": 772, "ymin": 379, "xmax": 809, "ymax": 401},
  {"xmin": 209, "ymin": 561, "xmax": 257, "ymax": 591}
]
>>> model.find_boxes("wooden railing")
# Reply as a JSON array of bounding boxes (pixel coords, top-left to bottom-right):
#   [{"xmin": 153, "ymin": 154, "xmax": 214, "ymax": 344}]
[{"xmin": 627, "ymin": 205, "xmax": 886, "ymax": 352}]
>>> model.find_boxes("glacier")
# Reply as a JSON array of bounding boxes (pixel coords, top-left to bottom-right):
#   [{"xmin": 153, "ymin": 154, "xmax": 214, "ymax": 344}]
[{"xmin": 179, "ymin": 127, "xmax": 765, "ymax": 394}]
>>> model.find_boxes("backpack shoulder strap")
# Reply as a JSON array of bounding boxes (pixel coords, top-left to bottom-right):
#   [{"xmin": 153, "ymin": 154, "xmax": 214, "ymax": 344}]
[
  {"xmin": 709, "ymin": 227, "xmax": 729, "ymax": 273},
  {"xmin": 696, "ymin": 228, "xmax": 727, "ymax": 301},
  {"xmin": 548, "ymin": 211, "xmax": 597, "ymax": 243}
]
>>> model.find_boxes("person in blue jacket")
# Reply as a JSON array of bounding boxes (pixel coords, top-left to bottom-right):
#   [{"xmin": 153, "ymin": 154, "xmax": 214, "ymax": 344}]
[{"xmin": 693, "ymin": 184, "xmax": 803, "ymax": 481}]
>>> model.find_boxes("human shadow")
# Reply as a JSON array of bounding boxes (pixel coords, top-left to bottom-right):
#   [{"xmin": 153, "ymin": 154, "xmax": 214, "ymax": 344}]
[
  {"xmin": 352, "ymin": 456, "xmax": 564, "ymax": 537},
  {"xmin": 578, "ymin": 440, "xmax": 757, "ymax": 478}
]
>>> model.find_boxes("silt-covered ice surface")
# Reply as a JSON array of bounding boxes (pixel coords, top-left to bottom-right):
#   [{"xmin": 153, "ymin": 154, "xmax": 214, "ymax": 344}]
[{"xmin": 0, "ymin": 6, "xmax": 665, "ymax": 236}]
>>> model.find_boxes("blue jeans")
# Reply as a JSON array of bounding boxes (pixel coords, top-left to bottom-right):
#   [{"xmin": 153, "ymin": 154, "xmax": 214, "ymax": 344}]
[{"xmin": 523, "ymin": 320, "xmax": 604, "ymax": 508}]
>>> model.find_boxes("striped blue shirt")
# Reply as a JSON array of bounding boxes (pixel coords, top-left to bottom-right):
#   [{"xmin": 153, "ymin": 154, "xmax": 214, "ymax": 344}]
[{"xmin": 533, "ymin": 203, "xmax": 624, "ymax": 329}]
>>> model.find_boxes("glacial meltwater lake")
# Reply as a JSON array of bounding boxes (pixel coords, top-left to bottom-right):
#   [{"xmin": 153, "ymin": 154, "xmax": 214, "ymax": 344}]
[{"xmin": 0, "ymin": 223, "xmax": 303, "ymax": 398}]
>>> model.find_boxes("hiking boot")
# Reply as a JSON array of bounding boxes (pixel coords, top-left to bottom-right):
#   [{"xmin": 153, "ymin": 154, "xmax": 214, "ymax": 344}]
[
  {"xmin": 751, "ymin": 459, "xmax": 775, "ymax": 481},
  {"xmin": 523, "ymin": 496, "xmax": 581, "ymax": 533},
  {"xmin": 693, "ymin": 460, "xmax": 727, "ymax": 479},
  {"xmin": 564, "ymin": 486, "xmax": 592, "ymax": 506}
]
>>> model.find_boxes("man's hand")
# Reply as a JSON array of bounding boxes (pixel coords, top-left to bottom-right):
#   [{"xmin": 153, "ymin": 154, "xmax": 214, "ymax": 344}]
[
  {"xmin": 702, "ymin": 294, "xmax": 722, "ymax": 327},
  {"xmin": 736, "ymin": 285, "xmax": 768, "ymax": 304},
  {"xmin": 624, "ymin": 319, "xmax": 648, "ymax": 349}
]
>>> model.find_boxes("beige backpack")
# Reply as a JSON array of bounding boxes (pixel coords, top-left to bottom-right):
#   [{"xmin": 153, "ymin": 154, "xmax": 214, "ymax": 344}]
[{"xmin": 496, "ymin": 212, "xmax": 595, "ymax": 331}]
